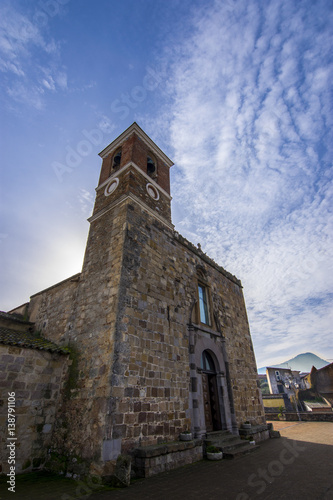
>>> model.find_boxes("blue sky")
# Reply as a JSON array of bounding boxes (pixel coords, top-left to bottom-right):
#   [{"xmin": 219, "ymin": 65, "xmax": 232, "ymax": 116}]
[{"xmin": 0, "ymin": 0, "xmax": 332, "ymax": 368}]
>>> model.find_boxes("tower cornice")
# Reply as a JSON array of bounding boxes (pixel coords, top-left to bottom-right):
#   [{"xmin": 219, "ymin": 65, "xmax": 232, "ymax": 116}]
[
  {"xmin": 96, "ymin": 161, "xmax": 172, "ymax": 201},
  {"xmin": 87, "ymin": 193, "xmax": 174, "ymax": 231}
]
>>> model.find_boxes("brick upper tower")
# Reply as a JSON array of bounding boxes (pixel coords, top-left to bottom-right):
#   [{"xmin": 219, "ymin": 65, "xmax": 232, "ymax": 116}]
[{"xmin": 90, "ymin": 122, "xmax": 174, "ymax": 228}]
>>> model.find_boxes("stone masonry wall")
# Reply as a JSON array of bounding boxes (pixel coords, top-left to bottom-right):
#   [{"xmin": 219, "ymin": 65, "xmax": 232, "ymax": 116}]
[
  {"xmin": 107, "ymin": 199, "xmax": 265, "ymax": 453},
  {"xmin": 219, "ymin": 282, "xmax": 265, "ymax": 427},
  {"xmin": 19, "ymin": 196, "xmax": 132, "ymax": 476},
  {"xmin": 174, "ymin": 235, "xmax": 264, "ymax": 427},
  {"xmin": 104, "ymin": 203, "xmax": 192, "ymax": 454},
  {"xmin": 24, "ymin": 194, "xmax": 264, "ymax": 471},
  {"xmin": 134, "ymin": 440, "xmax": 203, "ymax": 478},
  {"xmin": 46, "ymin": 198, "xmax": 130, "ymax": 477},
  {"xmin": 267, "ymin": 412, "xmax": 333, "ymax": 422},
  {"xmin": 28, "ymin": 274, "xmax": 80, "ymax": 345},
  {"xmin": 0, "ymin": 345, "xmax": 69, "ymax": 474}
]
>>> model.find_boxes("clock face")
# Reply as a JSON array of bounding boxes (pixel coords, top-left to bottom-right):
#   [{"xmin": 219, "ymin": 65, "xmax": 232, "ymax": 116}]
[
  {"xmin": 104, "ymin": 178, "xmax": 119, "ymax": 196},
  {"xmin": 146, "ymin": 183, "xmax": 159, "ymax": 201}
]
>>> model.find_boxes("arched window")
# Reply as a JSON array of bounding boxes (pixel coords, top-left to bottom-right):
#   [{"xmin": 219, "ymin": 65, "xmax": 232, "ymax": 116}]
[
  {"xmin": 147, "ymin": 154, "xmax": 156, "ymax": 176},
  {"xmin": 201, "ymin": 350, "xmax": 215, "ymax": 372},
  {"xmin": 196, "ymin": 266, "xmax": 211, "ymax": 326},
  {"xmin": 112, "ymin": 149, "xmax": 122, "ymax": 169},
  {"xmin": 197, "ymin": 268, "xmax": 206, "ymax": 280},
  {"xmin": 198, "ymin": 284, "xmax": 210, "ymax": 325}
]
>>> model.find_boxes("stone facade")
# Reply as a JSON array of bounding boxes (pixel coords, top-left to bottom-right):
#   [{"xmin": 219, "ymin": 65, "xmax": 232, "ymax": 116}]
[{"xmin": 7, "ymin": 123, "xmax": 266, "ymax": 478}]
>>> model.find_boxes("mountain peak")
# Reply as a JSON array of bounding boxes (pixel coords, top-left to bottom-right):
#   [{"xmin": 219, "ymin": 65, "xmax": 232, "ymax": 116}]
[{"xmin": 258, "ymin": 352, "xmax": 330, "ymax": 374}]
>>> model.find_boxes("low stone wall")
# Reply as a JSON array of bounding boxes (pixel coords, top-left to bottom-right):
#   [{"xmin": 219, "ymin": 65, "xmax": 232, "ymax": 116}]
[
  {"xmin": 0, "ymin": 345, "xmax": 69, "ymax": 474},
  {"xmin": 133, "ymin": 440, "xmax": 203, "ymax": 478},
  {"xmin": 266, "ymin": 412, "xmax": 333, "ymax": 422}
]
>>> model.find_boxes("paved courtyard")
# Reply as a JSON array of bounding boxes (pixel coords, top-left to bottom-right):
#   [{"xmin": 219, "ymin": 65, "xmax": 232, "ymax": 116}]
[{"xmin": 1, "ymin": 422, "xmax": 332, "ymax": 500}]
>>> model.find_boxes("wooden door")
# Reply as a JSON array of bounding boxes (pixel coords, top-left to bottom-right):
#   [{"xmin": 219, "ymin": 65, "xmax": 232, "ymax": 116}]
[
  {"xmin": 202, "ymin": 373, "xmax": 213, "ymax": 432},
  {"xmin": 208, "ymin": 374, "xmax": 222, "ymax": 431}
]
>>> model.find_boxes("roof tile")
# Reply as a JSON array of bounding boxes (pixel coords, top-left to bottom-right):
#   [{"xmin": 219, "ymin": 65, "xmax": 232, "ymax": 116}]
[{"xmin": 0, "ymin": 327, "xmax": 70, "ymax": 354}]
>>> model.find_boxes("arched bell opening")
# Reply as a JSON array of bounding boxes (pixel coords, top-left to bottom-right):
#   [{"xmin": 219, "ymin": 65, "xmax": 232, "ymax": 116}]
[
  {"xmin": 112, "ymin": 149, "xmax": 122, "ymax": 169},
  {"xmin": 147, "ymin": 154, "xmax": 156, "ymax": 177}
]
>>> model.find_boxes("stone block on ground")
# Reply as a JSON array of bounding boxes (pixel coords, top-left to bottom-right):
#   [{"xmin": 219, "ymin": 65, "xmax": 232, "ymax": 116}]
[{"xmin": 112, "ymin": 454, "xmax": 131, "ymax": 487}]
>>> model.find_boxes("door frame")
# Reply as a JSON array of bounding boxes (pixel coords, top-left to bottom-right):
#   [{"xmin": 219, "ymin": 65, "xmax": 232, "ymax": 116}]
[{"xmin": 188, "ymin": 333, "xmax": 235, "ymax": 437}]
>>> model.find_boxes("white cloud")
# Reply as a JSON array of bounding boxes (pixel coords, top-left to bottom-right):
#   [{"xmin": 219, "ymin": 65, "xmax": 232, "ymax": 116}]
[
  {"xmin": 0, "ymin": 58, "xmax": 24, "ymax": 76},
  {"xmin": 42, "ymin": 76, "xmax": 56, "ymax": 91},
  {"xmin": 7, "ymin": 81, "xmax": 44, "ymax": 109},
  {"xmin": 0, "ymin": 3, "xmax": 68, "ymax": 108},
  {"xmin": 159, "ymin": 0, "xmax": 333, "ymax": 366},
  {"xmin": 78, "ymin": 188, "xmax": 94, "ymax": 215},
  {"xmin": 56, "ymin": 71, "xmax": 67, "ymax": 90}
]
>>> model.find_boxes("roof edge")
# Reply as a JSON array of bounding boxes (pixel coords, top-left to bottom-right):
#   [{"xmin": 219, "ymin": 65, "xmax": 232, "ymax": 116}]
[
  {"xmin": 98, "ymin": 122, "xmax": 174, "ymax": 168},
  {"xmin": 30, "ymin": 273, "xmax": 81, "ymax": 299}
]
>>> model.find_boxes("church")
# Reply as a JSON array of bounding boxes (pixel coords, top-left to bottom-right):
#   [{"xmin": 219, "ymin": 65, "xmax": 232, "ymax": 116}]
[{"xmin": 1, "ymin": 123, "xmax": 266, "ymax": 479}]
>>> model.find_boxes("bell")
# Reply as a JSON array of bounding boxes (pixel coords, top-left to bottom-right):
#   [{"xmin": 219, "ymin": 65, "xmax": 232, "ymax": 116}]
[
  {"xmin": 113, "ymin": 154, "xmax": 121, "ymax": 166},
  {"xmin": 147, "ymin": 160, "xmax": 155, "ymax": 174}
]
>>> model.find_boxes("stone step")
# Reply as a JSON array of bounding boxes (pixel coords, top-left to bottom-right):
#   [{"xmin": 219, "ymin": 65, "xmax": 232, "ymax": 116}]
[
  {"xmin": 205, "ymin": 430, "xmax": 259, "ymax": 459},
  {"xmin": 223, "ymin": 443, "xmax": 259, "ymax": 459},
  {"xmin": 206, "ymin": 430, "xmax": 231, "ymax": 438},
  {"xmin": 206, "ymin": 439, "xmax": 259, "ymax": 458},
  {"xmin": 206, "ymin": 434, "xmax": 241, "ymax": 447},
  {"xmin": 206, "ymin": 438, "xmax": 254, "ymax": 453},
  {"xmin": 206, "ymin": 431, "xmax": 243, "ymax": 446}
]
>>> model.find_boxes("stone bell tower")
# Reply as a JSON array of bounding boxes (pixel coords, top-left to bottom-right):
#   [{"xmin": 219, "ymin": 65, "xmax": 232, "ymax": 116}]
[{"xmin": 58, "ymin": 123, "xmax": 180, "ymax": 474}]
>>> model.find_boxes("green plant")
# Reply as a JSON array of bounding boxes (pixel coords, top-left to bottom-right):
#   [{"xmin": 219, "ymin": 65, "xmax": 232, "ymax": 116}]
[
  {"xmin": 22, "ymin": 459, "xmax": 31, "ymax": 470},
  {"xmin": 181, "ymin": 430, "xmax": 191, "ymax": 434},
  {"xmin": 64, "ymin": 344, "xmax": 79, "ymax": 399},
  {"xmin": 206, "ymin": 445, "xmax": 220, "ymax": 453}
]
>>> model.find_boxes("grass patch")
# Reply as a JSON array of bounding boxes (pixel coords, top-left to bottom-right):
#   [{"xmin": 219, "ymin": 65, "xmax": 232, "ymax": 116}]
[{"xmin": 0, "ymin": 470, "xmax": 117, "ymax": 500}]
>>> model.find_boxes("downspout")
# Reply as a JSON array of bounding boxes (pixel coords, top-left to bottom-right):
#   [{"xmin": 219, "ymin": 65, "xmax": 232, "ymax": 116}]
[{"xmin": 214, "ymin": 313, "xmax": 238, "ymax": 435}]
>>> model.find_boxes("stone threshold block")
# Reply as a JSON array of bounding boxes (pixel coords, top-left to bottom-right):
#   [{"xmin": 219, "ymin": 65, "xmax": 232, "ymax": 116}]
[
  {"xmin": 238, "ymin": 423, "xmax": 269, "ymax": 442},
  {"xmin": 133, "ymin": 439, "xmax": 203, "ymax": 477}
]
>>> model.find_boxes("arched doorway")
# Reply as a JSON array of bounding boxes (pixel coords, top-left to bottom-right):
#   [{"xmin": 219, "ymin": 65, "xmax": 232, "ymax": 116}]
[{"xmin": 201, "ymin": 350, "xmax": 222, "ymax": 432}]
